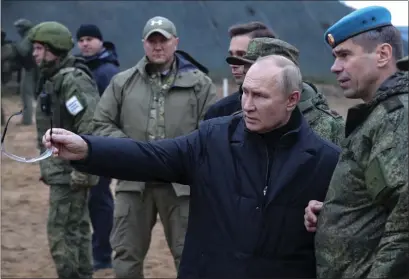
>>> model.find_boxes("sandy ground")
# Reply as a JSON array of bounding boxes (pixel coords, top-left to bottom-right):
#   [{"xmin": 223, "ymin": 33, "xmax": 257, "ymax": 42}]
[{"xmin": 1, "ymin": 85, "xmax": 360, "ymax": 278}]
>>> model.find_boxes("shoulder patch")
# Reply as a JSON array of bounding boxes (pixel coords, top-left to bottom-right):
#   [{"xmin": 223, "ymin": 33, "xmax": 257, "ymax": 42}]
[
  {"xmin": 382, "ymin": 96, "xmax": 404, "ymax": 113},
  {"xmin": 365, "ymin": 156, "xmax": 389, "ymax": 202},
  {"xmin": 316, "ymin": 106, "xmax": 342, "ymax": 119},
  {"xmin": 65, "ymin": 95, "xmax": 84, "ymax": 116}
]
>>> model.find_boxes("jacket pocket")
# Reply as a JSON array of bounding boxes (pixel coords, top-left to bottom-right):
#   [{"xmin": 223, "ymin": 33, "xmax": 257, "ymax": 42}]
[{"xmin": 273, "ymin": 206, "xmax": 315, "ymax": 257}]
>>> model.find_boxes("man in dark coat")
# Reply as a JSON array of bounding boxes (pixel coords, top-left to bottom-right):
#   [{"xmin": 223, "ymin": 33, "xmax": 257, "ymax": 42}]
[
  {"xmin": 42, "ymin": 55, "xmax": 341, "ymax": 278},
  {"xmin": 76, "ymin": 23, "xmax": 120, "ymax": 271}
]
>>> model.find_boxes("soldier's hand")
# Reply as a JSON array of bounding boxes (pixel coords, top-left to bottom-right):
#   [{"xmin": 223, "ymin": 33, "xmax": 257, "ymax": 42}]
[
  {"xmin": 70, "ymin": 171, "xmax": 99, "ymax": 190},
  {"xmin": 304, "ymin": 200, "xmax": 323, "ymax": 233},
  {"xmin": 42, "ymin": 128, "xmax": 88, "ymax": 161}
]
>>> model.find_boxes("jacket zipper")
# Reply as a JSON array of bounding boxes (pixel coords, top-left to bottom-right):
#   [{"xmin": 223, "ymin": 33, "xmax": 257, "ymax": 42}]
[
  {"xmin": 145, "ymin": 88, "xmax": 154, "ymax": 141},
  {"xmin": 263, "ymin": 144, "xmax": 269, "ymax": 197}
]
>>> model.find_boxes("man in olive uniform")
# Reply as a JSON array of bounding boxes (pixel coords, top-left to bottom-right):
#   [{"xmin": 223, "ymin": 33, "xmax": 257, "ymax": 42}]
[
  {"xmin": 28, "ymin": 21, "xmax": 101, "ymax": 279},
  {"xmin": 92, "ymin": 16, "xmax": 217, "ymax": 278},
  {"xmin": 1, "ymin": 28, "xmax": 15, "ymax": 85},
  {"xmin": 1, "ymin": 28, "xmax": 9, "ymax": 125},
  {"xmin": 6, "ymin": 19, "xmax": 39, "ymax": 125},
  {"xmin": 304, "ymin": 6, "xmax": 408, "ymax": 279},
  {"xmin": 397, "ymin": 55, "xmax": 408, "ymax": 71},
  {"xmin": 227, "ymin": 37, "xmax": 345, "ymax": 145}
]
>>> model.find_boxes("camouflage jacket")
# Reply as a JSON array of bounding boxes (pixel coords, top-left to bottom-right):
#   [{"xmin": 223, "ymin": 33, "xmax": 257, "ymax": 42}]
[
  {"xmin": 315, "ymin": 72, "xmax": 409, "ymax": 279},
  {"xmin": 36, "ymin": 55, "xmax": 100, "ymax": 185},
  {"xmin": 1, "ymin": 31, "xmax": 39, "ymax": 92},
  {"xmin": 92, "ymin": 53, "xmax": 217, "ymax": 195},
  {"xmin": 299, "ymin": 82, "xmax": 345, "ymax": 145}
]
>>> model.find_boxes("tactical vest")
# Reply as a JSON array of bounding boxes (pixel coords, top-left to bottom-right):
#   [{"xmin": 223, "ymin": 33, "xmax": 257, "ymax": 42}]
[{"xmin": 35, "ymin": 63, "xmax": 94, "ymax": 150}]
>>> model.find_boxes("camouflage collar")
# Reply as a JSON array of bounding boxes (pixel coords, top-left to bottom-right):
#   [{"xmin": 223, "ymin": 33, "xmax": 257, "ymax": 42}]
[
  {"xmin": 345, "ymin": 72, "xmax": 408, "ymax": 137},
  {"xmin": 373, "ymin": 71, "xmax": 408, "ymax": 101},
  {"xmin": 136, "ymin": 55, "xmax": 202, "ymax": 88},
  {"xmin": 301, "ymin": 82, "xmax": 316, "ymax": 102}
]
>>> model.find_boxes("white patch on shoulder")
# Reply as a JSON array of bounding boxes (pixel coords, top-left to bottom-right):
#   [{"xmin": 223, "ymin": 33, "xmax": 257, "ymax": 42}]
[{"xmin": 65, "ymin": 96, "xmax": 84, "ymax": 116}]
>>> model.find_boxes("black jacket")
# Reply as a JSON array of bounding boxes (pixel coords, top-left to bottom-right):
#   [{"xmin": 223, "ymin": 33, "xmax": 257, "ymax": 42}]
[
  {"xmin": 73, "ymin": 108, "xmax": 341, "ymax": 278},
  {"xmin": 204, "ymin": 90, "xmax": 241, "ymax": 120}
]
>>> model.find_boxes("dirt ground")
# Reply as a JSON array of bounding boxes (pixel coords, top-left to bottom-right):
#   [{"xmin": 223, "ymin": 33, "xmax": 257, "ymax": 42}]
[{"xmin": 1, "ymin": 85, "xmax": 360, "ymax": 278}]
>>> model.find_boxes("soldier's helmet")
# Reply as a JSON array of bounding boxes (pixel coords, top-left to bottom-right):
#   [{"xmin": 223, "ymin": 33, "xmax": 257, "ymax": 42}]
[
  {"xmin": 28, "ymin": 21, "xmax": 74, "ymax": 52},
  {"xmin": 14, "ymin": 18, "xmax": 33, "ymax": 31}
]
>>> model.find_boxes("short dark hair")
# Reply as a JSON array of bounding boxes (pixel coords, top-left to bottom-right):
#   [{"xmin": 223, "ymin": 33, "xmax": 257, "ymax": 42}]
[
  {"xmin": 351, "ymin": 25, "xmax": 404, "ymax": 61},
  {"xmin": 228, "ymin": 21, "xmax": 277, "ymax": 39}
]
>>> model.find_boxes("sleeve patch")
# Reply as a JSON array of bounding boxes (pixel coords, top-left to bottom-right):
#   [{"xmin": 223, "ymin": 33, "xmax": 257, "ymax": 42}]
[
  {"xmin": 365, "ymin": 156, "xmax": 388, "ymax": 201},
  {"xmin": 65, "ymin": 96, "xmax": 84, "ymax": 116}
]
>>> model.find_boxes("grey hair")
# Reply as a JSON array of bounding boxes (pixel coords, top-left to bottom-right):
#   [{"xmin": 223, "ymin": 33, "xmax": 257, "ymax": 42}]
[
  {"xmin": 256, "ymin": 54, "xmax": 303, "ymax": 95},
  {"xmin": 351, "ymin": 25, "xmax": 404, "ymax": 61}
]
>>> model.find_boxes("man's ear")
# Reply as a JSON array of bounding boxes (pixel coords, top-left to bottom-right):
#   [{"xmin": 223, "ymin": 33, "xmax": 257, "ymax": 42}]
[
  {"xmin": 376, "ymin": 43, "xmax": 393, "ymax": 68},
  {"xmin": 174, "ymin": 37, "xmax": 179, "ymax": 45},
  {"xmin": 287, "ymin": 91, "xmax": 300, "ymax": 112}
]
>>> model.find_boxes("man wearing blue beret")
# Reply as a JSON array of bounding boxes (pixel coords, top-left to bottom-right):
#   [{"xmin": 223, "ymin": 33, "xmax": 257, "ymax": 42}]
[{"xmin": 303, "ymin": 5, "xmax": 408, "ymax": 279}]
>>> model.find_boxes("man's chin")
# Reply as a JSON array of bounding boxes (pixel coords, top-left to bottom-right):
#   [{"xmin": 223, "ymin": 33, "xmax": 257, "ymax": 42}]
[
  {"xmin": 343, "ymin": 89, "xmax": 360, "ymax": 99},
  {"xmin": 234, "ymin": 77, "xmax": 244, "ymax": 85},
  {"xmin": 244, "ymin": 120, "xmax": 261, "ymax": 132},
  {"xmin": 150, "ymin": 58, "xmax": 167, "ymax": 64}
]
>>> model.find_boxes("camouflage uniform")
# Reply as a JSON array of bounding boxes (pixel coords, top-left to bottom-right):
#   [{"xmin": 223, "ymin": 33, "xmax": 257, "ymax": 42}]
[
  {"xmin": 315, "ymin": 72, "xmax": 408, "ymax": 279},
  {"xmin": 13, "ymin": 19, "xmax": 39, "ymax": 125},
  {"xmin": 1, "ymin": 29, "xmax": 8, "ymax": 125},
  {"xmin": 316, "ymin": 7, "xmax": 409, "ymax": 278},
  {"xmin": 28, "ymin": 22, "xmax": 100, "ymax": 279},
  {"xmin": 226, "ymin": 37, "xmax": 345, "ymax": 145}
]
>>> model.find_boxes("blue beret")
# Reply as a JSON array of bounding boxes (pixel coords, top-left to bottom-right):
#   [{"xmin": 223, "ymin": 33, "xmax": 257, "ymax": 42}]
[{"xmin": 324, "ymin": 6, "xmax": 392, "ymax": 48}]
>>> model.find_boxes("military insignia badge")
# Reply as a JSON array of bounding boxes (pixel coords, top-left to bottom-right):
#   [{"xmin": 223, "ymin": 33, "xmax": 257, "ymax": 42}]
[{"xmin": 327, "ymin": 34, "xmax": 335, "ymax": 47}]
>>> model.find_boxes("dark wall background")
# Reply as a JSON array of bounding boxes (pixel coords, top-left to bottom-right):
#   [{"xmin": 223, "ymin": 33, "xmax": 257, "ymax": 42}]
[{"xmin": 2, "ymin": 0, "xmax": 408, "ymax": 83}]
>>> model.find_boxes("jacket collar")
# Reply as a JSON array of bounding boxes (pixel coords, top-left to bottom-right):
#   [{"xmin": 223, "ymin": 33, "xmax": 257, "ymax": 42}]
[
  {"xmin": 231, "ymin": 107, "xmax": 310, "ymax": 148},
  {"xmin": 135, "ymin": 54, "xmax": 202, "ymax": 88}
]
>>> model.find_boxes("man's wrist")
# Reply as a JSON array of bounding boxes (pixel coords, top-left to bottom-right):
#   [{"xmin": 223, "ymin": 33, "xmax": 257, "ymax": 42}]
[{"xmin": 77, "ymin": 135, "xmax": 92, "ymax": 164}]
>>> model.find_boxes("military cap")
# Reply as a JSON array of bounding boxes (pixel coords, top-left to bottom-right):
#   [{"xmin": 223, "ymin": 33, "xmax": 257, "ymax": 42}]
[
  {"xmin": 142, "ymin": 16, "xmax": 177, "ymax": 40},
  {"xmin": 324, "ymin": 6, "xmax": 392, "ymax": 48},
  {"xmin": 226, "ymin": 37, "xmax": 299, "ymax": 66},
  {"xmin": 14, "ymin": 18, "xmax": 33, "ymax": 29},
  {"xmin": 397, "ymin": 56, "xmax": 408, "ymax": 71}
]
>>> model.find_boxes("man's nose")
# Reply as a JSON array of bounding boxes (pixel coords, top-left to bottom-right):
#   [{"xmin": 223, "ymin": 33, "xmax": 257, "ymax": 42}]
[
  {"xmin": 242, "ymin": 95, "xmax": 254, "ymax": 112},
  {"xmin": 331, "ymin": 59, "xmax": 343, "ymax": 74},
  {"xmin": 152, "ymin": 42, "xmax": 163, "ymax": 49}
]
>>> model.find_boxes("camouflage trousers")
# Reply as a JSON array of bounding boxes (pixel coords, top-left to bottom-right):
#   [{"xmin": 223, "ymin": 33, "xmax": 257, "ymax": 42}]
[
  {"xmin": 110, "ymin": 184, "xmax": 189, "ymax": 278},
  {"xmin": 47, "ymin": 184, "xmax": 93, "ymax": 279}
]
